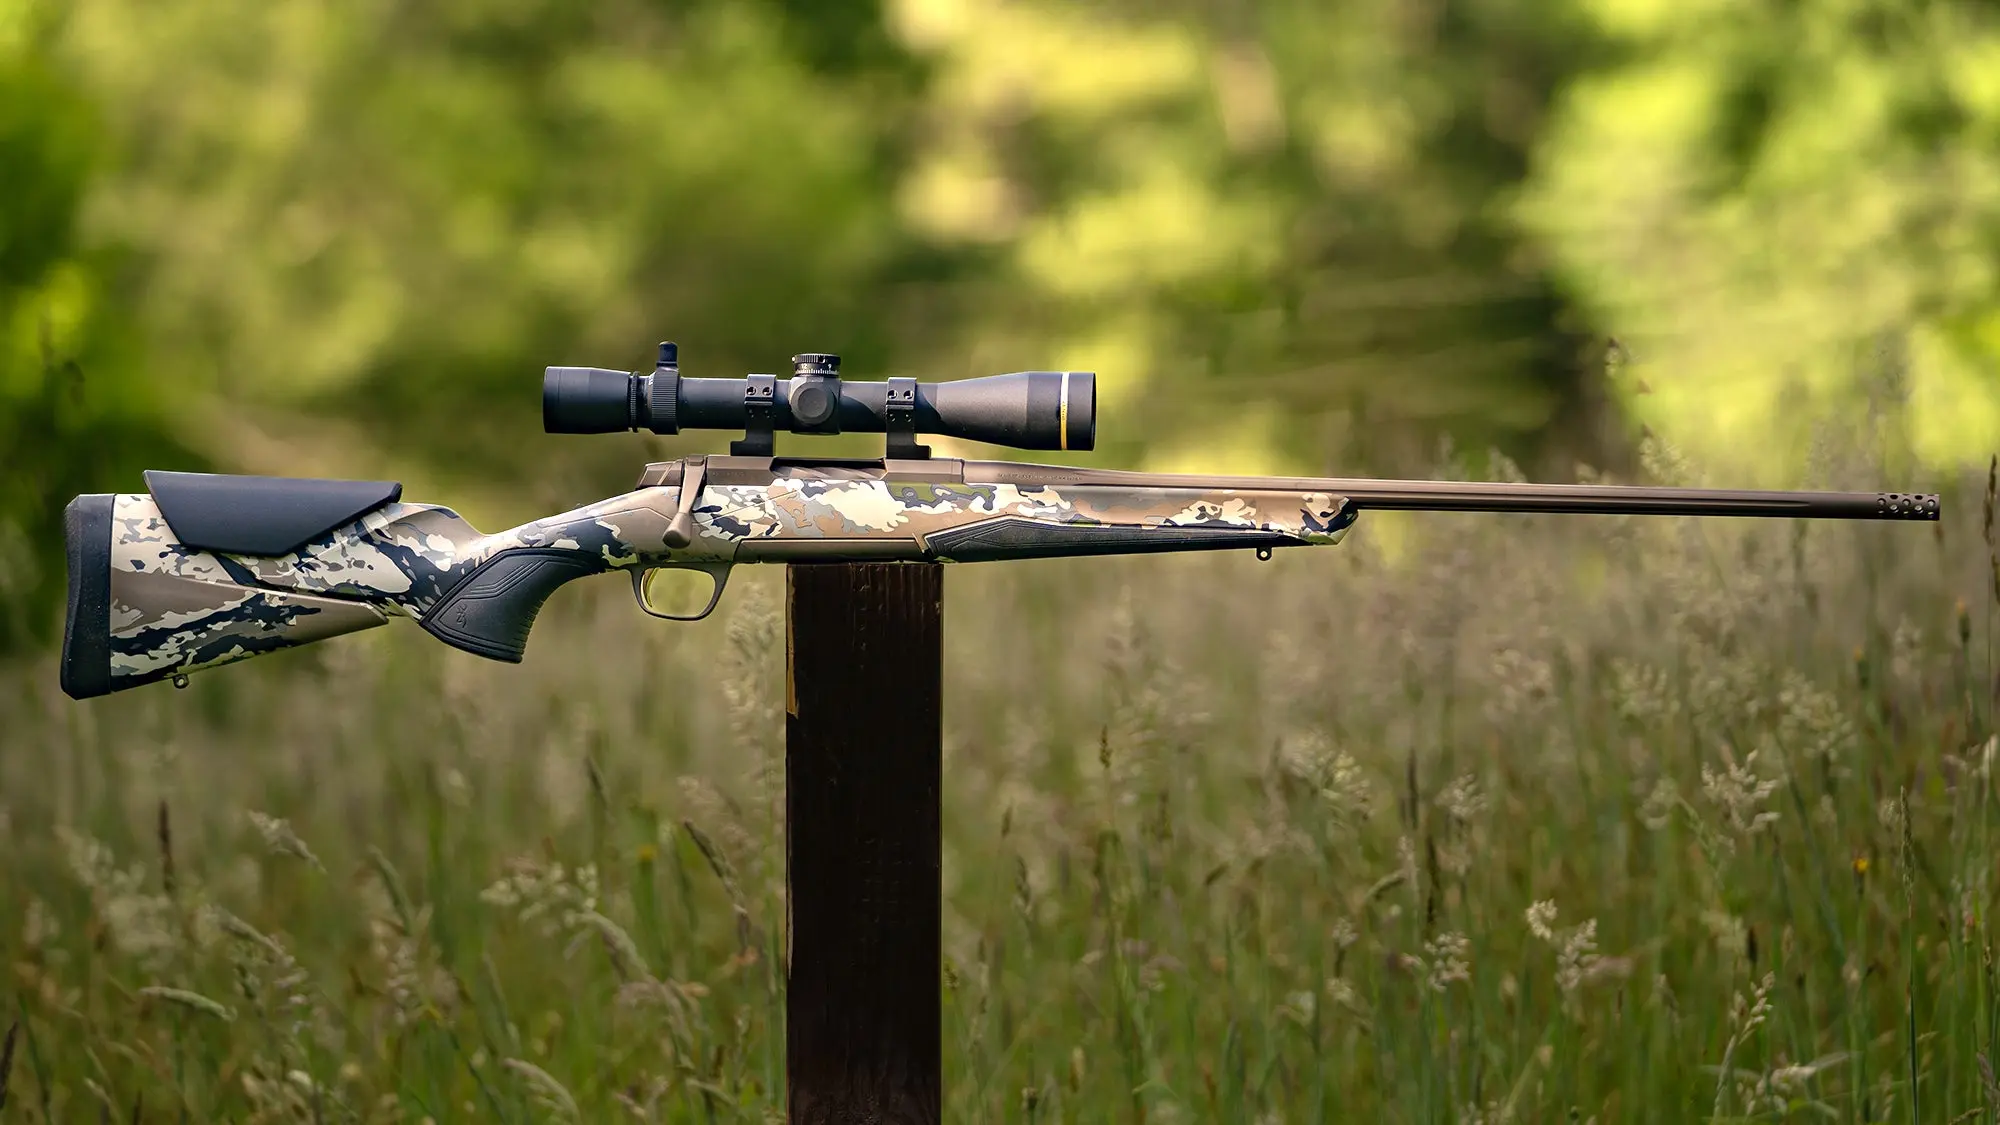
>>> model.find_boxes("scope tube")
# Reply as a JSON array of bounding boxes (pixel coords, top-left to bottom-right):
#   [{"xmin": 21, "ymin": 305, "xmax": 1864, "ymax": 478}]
[{"xmin": 545, "ymin": 367, "xmax": 1097, "ymax": 452}]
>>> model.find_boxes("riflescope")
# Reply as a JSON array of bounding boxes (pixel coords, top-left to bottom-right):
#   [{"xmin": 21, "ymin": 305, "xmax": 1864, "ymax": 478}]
[{"xmin": 543, "ymin": 341, "xmax": 1096, "ymax": 458}]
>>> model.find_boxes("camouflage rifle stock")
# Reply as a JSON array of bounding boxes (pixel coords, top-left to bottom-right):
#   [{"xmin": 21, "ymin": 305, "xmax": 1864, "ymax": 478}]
[{"xmin": 59, "ymin": 343, "xmax": 1942, "ymax": 700}]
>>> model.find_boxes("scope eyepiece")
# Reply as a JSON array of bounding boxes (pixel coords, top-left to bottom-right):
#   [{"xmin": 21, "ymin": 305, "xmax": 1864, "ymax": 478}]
[
  {"xmin": 542, "ymin": 367, "xmax": 643, "ymax": 434},
  {"xmin": 540, "ymin": 344, "xmax": 1096, "ymax": 455}
]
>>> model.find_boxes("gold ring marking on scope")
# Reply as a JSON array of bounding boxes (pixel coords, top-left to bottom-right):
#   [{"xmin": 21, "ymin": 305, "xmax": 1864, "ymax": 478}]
[{"xmin": 1059, "ymin": 372, "xmax": 1070, "ymax": 451}]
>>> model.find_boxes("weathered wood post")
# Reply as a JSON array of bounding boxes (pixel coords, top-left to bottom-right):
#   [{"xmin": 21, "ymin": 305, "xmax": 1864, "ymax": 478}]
[{"xmin": 784, "ymin": 561, "xmax": 943, "ymax": 1125}]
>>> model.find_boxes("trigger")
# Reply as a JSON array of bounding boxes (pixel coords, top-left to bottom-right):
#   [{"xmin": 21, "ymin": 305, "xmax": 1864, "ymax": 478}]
[{"xmin": 631, "ymin": 563, "xmax": 728, "ymax": 621}]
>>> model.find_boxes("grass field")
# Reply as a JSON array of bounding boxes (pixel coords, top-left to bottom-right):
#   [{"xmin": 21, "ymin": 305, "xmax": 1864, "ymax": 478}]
[{"xmin": 3, "ymin": 445, "xmax": 1997, "ymax": 1123}]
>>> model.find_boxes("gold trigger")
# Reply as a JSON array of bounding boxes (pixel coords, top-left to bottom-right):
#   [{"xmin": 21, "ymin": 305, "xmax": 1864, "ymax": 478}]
[{"xmin": 633, "ymin": 562, "xmax": 731, "ymax": 622}]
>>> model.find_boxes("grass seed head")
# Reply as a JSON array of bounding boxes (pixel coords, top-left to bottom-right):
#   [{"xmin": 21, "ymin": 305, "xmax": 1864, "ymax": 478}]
[
  {"xmin": 246, "ymin": 811, "xmax": 324, "ymax": 871},
  {"xmin": 138, "ymin": 986, "xmax": 234, "ymax": 1022},
  {"xmin": 1423, "ymin": 931, "xmax": 1472, "ymax": 992},
  {"xmin": 503, "ymin": 1058, "xmax": 579, "ymax": 1122}
]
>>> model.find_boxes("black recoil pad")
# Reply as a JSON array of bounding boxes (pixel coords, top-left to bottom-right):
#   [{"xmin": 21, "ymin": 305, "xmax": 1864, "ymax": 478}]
[{"xmin": 61, "ymin": 494, "xmax": 115, "ymax": 700}]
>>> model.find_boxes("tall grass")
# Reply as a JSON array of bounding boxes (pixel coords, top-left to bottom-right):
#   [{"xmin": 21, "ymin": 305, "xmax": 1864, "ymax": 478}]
[{"xmin": 2, "ymin": 442, "xmax": 1995, "ymax": 1123}]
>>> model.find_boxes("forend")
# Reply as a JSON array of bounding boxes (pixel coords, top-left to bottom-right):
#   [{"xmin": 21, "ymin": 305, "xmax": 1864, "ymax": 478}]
[{"xmin": 542, "ymin": 341, "xmax": 1095, "ymax": 459}]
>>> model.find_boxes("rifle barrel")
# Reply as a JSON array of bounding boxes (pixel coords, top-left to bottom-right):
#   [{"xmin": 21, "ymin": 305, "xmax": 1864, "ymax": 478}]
[
  {"xmin": 1325, "ymin": 480, "xmax": 1938, "ymax": 521},
  {"xmin": 962, "ymin": 462, "xmax": 1940, "ymax": 522}
]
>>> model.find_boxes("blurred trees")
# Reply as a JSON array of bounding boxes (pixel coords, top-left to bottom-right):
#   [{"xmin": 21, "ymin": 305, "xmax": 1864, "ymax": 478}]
[
  {"xmin": 879, "ymin": 0, "xmax": 1611, "ymax": 475},
  {"xmin": 4, "ymin": 0, "xmax": 1998, "ymax": 649},
  {"xmin": 1520, "ymin": 0, "xmax": 2000, "ymax": 479},
  {"xmin": 0, "ymin": 0, "xmax": 197, "ymax": 650}
]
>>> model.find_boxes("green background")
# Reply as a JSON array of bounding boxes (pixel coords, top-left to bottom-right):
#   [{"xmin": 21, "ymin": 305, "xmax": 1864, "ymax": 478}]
[
  {"xmin": 5, "ymin": 3, "xmax": 2000, "ymax": 1122},
  {"xmin": 7, "ymin": 0, "xmax": 2000, "ymax": 651}
]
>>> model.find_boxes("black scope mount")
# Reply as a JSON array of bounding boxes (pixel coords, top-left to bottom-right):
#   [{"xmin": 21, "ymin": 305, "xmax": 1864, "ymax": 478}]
[{"xmin": 543, "ymin": 341, "xmax": 1097, "ymax": 459}]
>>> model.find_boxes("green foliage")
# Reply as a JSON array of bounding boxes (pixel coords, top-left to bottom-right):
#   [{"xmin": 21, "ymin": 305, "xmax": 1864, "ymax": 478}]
[
  {"xmin": 0, "ymin": 1, "xmax": 198, "ymax": 652},
  {"xmin": 9, "ymin": 0, "xmax": 2000, "ymax": 641},
  {"xmin": 1519, "ymin": 0, "xmax": 2000, "ymax": 477},
  {"xmin": 53, "ymin": 0, "xmax": 940, "ymax": 471},
  {"xmin": 8, "ymin": 0, "xmax": 2000, "ymax": 1116},
  {"xmin": 31, "ymin": 0, "xmax": 1627, "ymax": 477},
  {"xmin": 3, "ymin": 0, "xmax": 1665, "ymax": 646}
]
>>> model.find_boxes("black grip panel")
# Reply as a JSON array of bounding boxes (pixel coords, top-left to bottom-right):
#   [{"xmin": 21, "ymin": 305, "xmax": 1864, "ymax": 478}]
[
  {"xmin": 60, "ymin": 494, "xmax": 116, "ymax": 700},
  {"xmin": 420, "ymin": 549, "xmax": 605, "ymax": 663},
  {"xmin": 927, "ymin": 516, "xmax": 1299, "ymax": 563}
]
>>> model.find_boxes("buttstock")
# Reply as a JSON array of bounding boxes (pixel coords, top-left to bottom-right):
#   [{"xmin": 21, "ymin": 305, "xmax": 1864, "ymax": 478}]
[
  {"xmin": 60, "ymin": 490, "xmax": 394, "ymax": 699},
  {"xmin": 60, "ymin": 470, "xmax": 679, "ymax": 698}
]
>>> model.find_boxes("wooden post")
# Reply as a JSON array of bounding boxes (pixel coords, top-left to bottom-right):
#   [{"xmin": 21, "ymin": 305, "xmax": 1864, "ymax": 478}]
[{"xmin": 785, "ymin": 562, "xmax": 943, "ymax": 1125}]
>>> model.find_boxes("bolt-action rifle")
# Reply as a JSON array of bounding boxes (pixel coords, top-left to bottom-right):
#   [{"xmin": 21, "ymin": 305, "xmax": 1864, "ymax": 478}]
[{"xmin": 59, "ymin": 343, "xmax": 1941, "ymax": 700}]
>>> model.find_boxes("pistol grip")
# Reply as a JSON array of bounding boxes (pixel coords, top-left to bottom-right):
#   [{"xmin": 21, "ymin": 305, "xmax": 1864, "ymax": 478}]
[{"xmin": 421, "ymin": 549, "xmax": 605, "ymax": 663}]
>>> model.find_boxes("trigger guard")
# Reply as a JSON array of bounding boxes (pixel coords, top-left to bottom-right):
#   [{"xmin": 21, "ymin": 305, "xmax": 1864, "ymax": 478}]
[{"xmin": 632, "ymin": 563, "xmax": 730, "ymax": 621}]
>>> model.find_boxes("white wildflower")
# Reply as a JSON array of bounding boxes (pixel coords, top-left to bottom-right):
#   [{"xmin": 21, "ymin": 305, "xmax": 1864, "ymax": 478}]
[
  {"xmin": 1608, "ymin": 658, "xmax": 1673, "ymax": 725},
  {"xmin": 1877, "ymin": 796, "xmax": 1906, "ymax": 835},
  {"xmin": 59, "ymin": 829, "xmax": 177, "ymax": 970},
  {"xmin": 1435, "ymin": 775, "xmax": 1488, "ymax": 824},
  {"xmin": 1485, "ymin": 648, "xmax": 1555, "ymax": 724},
  {"xmin": 1556, "ymin": 920, "xmax": 1599, "ymax": 994},
  {"xmin": 1281, "ymin": 733, "xmax": 1373, "ymax": 826},
  {"xmin": 1775, "ymin": 672, "xmax": 1854, "ymax": 762},
  {"xmin": 481, "ymin": 858, "xmax": 600, "ymax": 936},
  {"xmin": 1279, "ymin": 730, "xmax": 1335, "ymax": 784},
  {"xmin": 1525, "ymin": 900, "xmax": 1559, "ymax": 943},
  {"xmin": 1701, "ymin": 746, "xmax": 1782, "ymax": 834},
  {"xmin": 1714, "ymin": 973, "xmax": 1778, "ymax": 1117},
  {"xmin": 1422, "ymin": 932, "xmax": 1471, "ymax": 992},
  {"xmin": 1323, "ymin": 977, "xmax": 1364, "ymax": 1013},
  {"xmin": 1525, "ymin": 900, "xmax": 1601, "ymax": 996}
]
